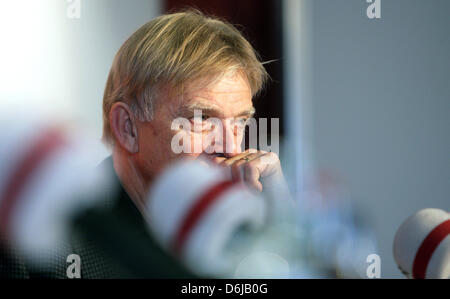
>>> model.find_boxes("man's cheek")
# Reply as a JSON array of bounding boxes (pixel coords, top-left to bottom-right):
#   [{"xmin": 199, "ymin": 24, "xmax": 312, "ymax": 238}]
[
  {"xmin": 170, "ymin": 129, "xmax": 192, "ymax": 154},
  {"xmin": 171, "ymin": 129, "xmax": 227, "ymax": 155},
  {"xmin": 204, "ymin": 127, "xmax": 228, "ymax": 154},
  {"xmin": 191, "ymin": 132, "xmax": 203, "ymax": 154}
]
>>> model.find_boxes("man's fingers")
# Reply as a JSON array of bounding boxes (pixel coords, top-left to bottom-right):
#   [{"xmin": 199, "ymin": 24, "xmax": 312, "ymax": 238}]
[
  {"xmin": 224, "ymin": 149, "xmax": 264, "ymax": 165},
  {"xmin": 221, "ymin": 150, "xmax": 252, "ymax": 166},
  {"xmin": 243, "ymin": 162, "xmax": 263, "ymax": 192},
  {"xmin": 230, "ymin": 159, "xmax": 246, "ymax": 180},
  {"xmin": 212, "ymin": 156, "xmax": 226, "ymax": 164},
  {"xmin": 226, "ymin": 150, "xmax": 261, "ymax": 180},
  {"xmin": 219, "ymin": 149, "xmax": 280, "ymax": 192}
]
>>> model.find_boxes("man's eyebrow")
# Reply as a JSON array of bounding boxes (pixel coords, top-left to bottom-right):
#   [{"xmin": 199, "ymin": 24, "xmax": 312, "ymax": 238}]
[
  {"xmin": 184, "ymin": 103, "xmax": 220, "ymax": 113},
  {"xmin": 178, "ymin": 103, "xmax": 255, "ymax": 118},
  {"xmin": 176, "ymin": 103, "xmax": 221, "ymax": 117},
  {"xmin": 236, "ymin": 107, "xmax": 256, "ymax": 118}
]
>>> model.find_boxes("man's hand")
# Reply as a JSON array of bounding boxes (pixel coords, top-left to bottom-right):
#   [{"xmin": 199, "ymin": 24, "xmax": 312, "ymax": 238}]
[{"xmin": 210, "ymin": 149, "xmax": 284, "ymax": 192}]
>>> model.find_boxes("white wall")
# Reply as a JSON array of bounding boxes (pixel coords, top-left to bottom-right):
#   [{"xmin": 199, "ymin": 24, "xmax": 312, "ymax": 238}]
[
  {"xmin": 308, "ymin": 0, "xmax": 450, "ymax": 278},
  {"xmin": 0, "ymin": 0, "xmax": 162, "ymax": 159}
]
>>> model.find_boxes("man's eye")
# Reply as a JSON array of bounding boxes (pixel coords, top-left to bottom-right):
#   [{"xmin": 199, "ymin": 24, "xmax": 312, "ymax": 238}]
[
  {"xmin": 235, "ymin": 118, "xmax": 248, "ymax": 127},
  {"xmin": 191, "ymin": 115, "xmax": 209, "ymax": 122}
]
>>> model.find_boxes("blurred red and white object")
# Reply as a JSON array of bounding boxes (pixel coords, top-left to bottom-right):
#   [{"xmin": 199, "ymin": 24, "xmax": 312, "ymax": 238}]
[
  {"xmin": 0, "ymin": 111, "xmax": 111, "ymax": 266},
  {"xmin": 394, "ymin": 208, "xmax": 450, "ymax": 279},
  {"xmin": 145, "ymin": 160, "xmax": 268, "ymax": 277}
]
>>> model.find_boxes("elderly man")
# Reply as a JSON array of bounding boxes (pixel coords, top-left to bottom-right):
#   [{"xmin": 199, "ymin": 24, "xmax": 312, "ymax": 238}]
[
  {"xmin": 102, "ymin": 10, "xmax": 285, "ymax": 214},
  {"xmin": 0, "ymin": 10, "xmax": 288, "ymax": 279}
]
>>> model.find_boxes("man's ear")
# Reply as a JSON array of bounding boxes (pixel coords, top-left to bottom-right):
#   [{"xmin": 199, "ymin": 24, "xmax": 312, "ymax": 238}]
[{"xmin": 109, "ymin": 102, "xmax": 139, "ymax": 153}]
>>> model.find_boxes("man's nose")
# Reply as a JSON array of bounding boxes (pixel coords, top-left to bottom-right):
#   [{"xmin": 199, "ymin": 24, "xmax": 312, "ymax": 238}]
[{"xmin": 222, "ymin": 120, "xmax": 241, "ymax": 158}]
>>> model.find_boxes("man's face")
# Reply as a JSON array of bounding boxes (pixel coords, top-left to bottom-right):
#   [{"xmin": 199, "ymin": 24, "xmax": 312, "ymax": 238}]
[{"xmin": 134, "ymin": 72, "xmax": 254, "ymax": 183}]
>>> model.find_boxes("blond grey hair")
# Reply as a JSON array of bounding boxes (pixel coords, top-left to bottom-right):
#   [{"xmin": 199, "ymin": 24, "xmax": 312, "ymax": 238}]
[{"xmin": 102, "ymin": 10, "xmax": 268, "ymax": 146}]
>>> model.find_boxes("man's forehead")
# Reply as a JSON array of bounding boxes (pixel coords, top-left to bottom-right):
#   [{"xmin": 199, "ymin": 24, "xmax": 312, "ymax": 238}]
[
  {"xmin": 159, "ymin": 71, "xmax": 253, "ymax": 117},
  {"xmin": 184, "ymin": 71, "xmax": 251, "ymax": 94},
  {"xmin": 177, "ymin": 74, "xmax": 252, "ymax": 113}
]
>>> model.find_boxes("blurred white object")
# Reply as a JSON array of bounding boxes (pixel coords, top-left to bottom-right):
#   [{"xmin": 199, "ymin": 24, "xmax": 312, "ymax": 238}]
[
  {"xmin": 393, "ymin": 208, "xmax": 450, "ymax": 279},
  {"xmin": 234, "ymin": 251, "xmax": 289, "ymax": 278},
  {"xmin": 0, "ymin": 111, "xmax": 111, "ymax": 267},
  {"xmin": 145, "ymin": 160, "xmax": 268, "ymax": 277}
]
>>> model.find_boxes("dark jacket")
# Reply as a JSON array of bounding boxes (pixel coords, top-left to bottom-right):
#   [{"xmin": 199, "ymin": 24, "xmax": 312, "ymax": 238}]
[{"xmin": 0, "ymin": 157, "xmax": 195, "ymax": 279}]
